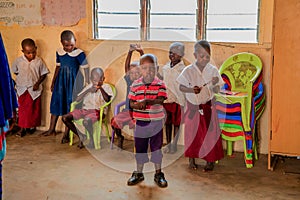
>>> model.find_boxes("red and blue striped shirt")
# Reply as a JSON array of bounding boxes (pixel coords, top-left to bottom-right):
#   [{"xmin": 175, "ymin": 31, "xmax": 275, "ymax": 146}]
[{"xmin": 128, "ymin": 77, "xmax": 167, "ymax": 121}]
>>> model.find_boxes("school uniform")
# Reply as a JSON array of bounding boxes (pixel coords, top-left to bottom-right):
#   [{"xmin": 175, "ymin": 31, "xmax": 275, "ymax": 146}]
[
  {"xmin": 177, "ymin": 62, "xmax": 224, "ymax": 162},
  {"xmin": 71, "ymin": 83, "xmax": 114, "ymax": 123},
  {"xmin": 12, "ymin": 55, "xmax": 49, "ymax": 128},
  {"xmin": 50, "ymin": 47, "xmax": 88, "ymax": 116},
  {"xmin": 161, "ymin": 60, "xmax": 185, "ymax": 126}
]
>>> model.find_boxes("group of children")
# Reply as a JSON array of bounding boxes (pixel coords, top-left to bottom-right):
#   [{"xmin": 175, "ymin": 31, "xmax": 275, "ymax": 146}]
[{"xmin": 11, "ymin": 29, "xmax": 224, "ymax": 188}]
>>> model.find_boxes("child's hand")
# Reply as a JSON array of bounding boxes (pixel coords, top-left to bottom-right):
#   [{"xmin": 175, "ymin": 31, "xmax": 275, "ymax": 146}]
[
  {"xmin": 212, "ymin": 77, "xmax": 219, "ymax": 85},
  {"xmin": 135, "ymin": 44, "xmax": 143, "ymax": 54},
  {"xmin": 136, "ymin": 100, "xmax": 147, "ymax": 110},
  {"xmin": 90, "ymin": 86, "xmax": 99, "ymax": 93},
  {"xmin": 129, "ymin": 44, "xmax": 136, "ymax": 52},
  {"xmin": 33, "ymin": 83, "xmax": 39, "ymax": 91},
  {"xmin": 193, "ymin": 86, "xmax": 201, "ymax": 94}
]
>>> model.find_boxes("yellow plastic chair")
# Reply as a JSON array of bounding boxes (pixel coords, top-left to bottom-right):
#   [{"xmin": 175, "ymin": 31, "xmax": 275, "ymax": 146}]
[
  {"xmin": 69, "ymin": 84, "xmax": 116, "ymax": 149},
  {"xmin": 214, "ymin": 52, "xmax": 264, "ymax": 168}
]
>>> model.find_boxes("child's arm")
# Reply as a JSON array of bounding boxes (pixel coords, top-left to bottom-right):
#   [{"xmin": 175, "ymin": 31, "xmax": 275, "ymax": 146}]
[
  {"xmin": 135, "ymin": 44, "xmax": 144, "ymax": 56},
  {"xmin": 97, "ymin": 85, "xmax": 111, "ymax": 102},
  {"xmin": 33, "ymin": 74, "xmax": 47, "ymax": 91},
  {"xmin": 145, "ymin": 96, "xmax": 165, "ymax": 105},
  {"xmin": 51, "ymin": 66, "xmax": 60, "ymax": 92},
  {"xmin": 125, "ymin": 44, "xmax": 144, "ymax": 73},
  {"xmin": 125, "ymin": 45, "xmax": 136, "ymax": 73},
  {"xmin": 179, "ymin": 84, "xmax": 202, "ymax": 94},
  {"xmin": 83, "ymin": 68, "xmax": 90, "ymax": 85},
  {"xmin": 130, "ymin": 99, "xmax": 146, "ymax": 110},
  {"xmin": 76, "ymin": 86, "xmax": 93, "ymax": 102}
]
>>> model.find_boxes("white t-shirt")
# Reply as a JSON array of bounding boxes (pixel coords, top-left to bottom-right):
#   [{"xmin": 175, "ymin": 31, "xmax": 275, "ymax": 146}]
[
  {"xmin": 161, "ymin": 60, "xmax": 186, "ymax": 106},
  {"xmin": 78, "ymin": 83, "xmax": 114, "ymax": 112},
  {"xmin": 12, "ymin": 55, "xmax": 49, "ymax": 100},
  {"xmin": 176, "ymin": 62, "xmax": 224, "ymax": 105}
]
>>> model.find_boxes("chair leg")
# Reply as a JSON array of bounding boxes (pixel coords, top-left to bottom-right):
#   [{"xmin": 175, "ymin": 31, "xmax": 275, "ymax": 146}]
[
  {"xmin": 227, "ymin": 141, "xmax": 233, "ymax": 156},
  {"xmin": 69, "ymin": 130, "xmax": 74, "ymax": 146},
  {"xmin": 104, "ymin": 121, "xmax": 110, "ymax": 143},
  {"xmin": 110, "ymin": 130, "xmax": 115, "ymax": 149},
  {"xmin": 96, "ymin": 123, "xmax": 101, "ymax": 149},
  {"xmin": 244, "ymin": 133, "xmax": 253, "ymax": 168}
]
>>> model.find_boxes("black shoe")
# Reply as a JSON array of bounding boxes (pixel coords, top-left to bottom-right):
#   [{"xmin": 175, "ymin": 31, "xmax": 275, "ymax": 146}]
[
  {"xmin": 154, "ymin": 172, "xmax": 168, "ymax": 188},
  {"xmin": 203, "ymin": 162, "xmax": 214, "ymax": 172},
  {"xmin": 28, "ymin": 128, "xmax": 36, "ymax": 134},
  {"xmin": 127, "ymin": 171, "xmax": 144, "ymax": 186},
  {"xmin": 16, "ymin": 129, "xmax": 26, "ymax": 137}
]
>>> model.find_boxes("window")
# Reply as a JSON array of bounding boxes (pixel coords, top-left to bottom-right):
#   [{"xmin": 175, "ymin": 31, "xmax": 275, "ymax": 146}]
[
  {"xmin": 206, "ymin": 0, "xmax": 260, "ymax": 43},
  {"xmin": 94, "ymin": 0, "xmax": 260, "ymax": 43}
]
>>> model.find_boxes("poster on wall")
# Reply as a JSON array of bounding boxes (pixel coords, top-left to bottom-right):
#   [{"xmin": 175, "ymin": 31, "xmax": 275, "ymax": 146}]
[
  {"xmin": 41, "ymin": 0, "xmax": 86, "ymax": 26},
  {"xmin": 0, "ymin": 0, "xmax": 86, "ymax": 27},
  {"xmin": 0, "ymin": 0, "xmax": 42, "ymax": 26}
]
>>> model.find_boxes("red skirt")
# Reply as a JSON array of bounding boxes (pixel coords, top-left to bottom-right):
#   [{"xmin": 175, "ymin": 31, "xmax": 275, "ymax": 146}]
[
  {"xmin": 184, "ymin": 100, "xmax": 224, "ymax": 162},
  {"xmin": 18, "ymin": 91, "xmax": 41, "ymax": 128},
  {"xmin": 163, "ymin": 102, "xmax": 182, "ymax": 126}
]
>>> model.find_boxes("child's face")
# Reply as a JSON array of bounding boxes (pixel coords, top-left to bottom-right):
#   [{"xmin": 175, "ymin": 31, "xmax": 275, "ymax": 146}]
[
  {"xmin": 140, "ymin": 60, "xmax": 156, "ymax": 84},
  {"xmin": 169, "ymin": 47, "xmax": 182, "ymax": 65},
  {"xmin": 22, "ymin": 45, "xmax": 37, "ymax": 62},
  {"xmin": 194, "ymin": 47, "xmax": 210, "ymax": 68},
  {"xmin": 61, "ymin": 38, "xmax": 76, "ymax": 53},
  {"xmin": 91, "ymin": 72, "xmax": 104, "ymax": 87},
  {"xmin": 128, "ymin": 65, "xmax": 140, "ymax": 81}
]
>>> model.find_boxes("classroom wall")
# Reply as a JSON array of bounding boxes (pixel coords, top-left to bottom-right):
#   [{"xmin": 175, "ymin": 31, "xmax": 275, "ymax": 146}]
[{"xmin": 0, "ymin": 0, "xmax": 274, "ymax": 154}]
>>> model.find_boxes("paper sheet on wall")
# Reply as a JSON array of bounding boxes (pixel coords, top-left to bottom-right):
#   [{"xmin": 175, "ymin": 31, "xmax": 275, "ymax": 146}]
[
  {"xmin": 0, "ymin": 0, "xmax": 42, "ymax": 26},
  {"xmin": 41, "ymin": 0, "xmax": 86, "ymax": 26}
]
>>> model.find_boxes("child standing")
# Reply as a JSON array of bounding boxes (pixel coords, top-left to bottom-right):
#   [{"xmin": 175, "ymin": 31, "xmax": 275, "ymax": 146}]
[
  {"xmin": 62, "ymin": 67, "xmax": 113, "ymax": 149},
  {"xmin": 160, "ymin": 42, "xmax": 186, "ymax": 154},
  {"xmin": 42, "ymin": 30, "xmax": 89, "ymax": 142},
  {"xmin": 111, "ymin": 44, "xmax": 143, "ymax": 149},
  {"xmin": 127, "ymin": 54, "xmax": 168, "ymax": 188},
  {"xmin": 177, "ymin": 40, "xmax": 224, "ymax": 171},
  {"xmin": 12, "ymin": 38, "xmax": 49, "ymax": 137}
]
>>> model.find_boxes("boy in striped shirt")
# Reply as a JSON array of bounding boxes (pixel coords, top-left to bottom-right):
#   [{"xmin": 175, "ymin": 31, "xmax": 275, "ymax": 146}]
[{"xmin": 127, "ymin": 54, "xmax": 168, "ymax": 188}]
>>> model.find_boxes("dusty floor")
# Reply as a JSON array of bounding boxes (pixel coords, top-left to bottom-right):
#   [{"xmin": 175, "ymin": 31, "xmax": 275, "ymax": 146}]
[{"xmin": 2, "ymin": 130, "xmax": 300, "ymax": 200}]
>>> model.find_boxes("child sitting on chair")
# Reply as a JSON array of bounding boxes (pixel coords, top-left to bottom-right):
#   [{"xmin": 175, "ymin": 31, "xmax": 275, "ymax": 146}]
[
  {"xmin": 62, "ymin": 67, "xmax": 113, "ymax": 149},
  {"xmin": 111, "ymin": 44, "xmax": 143, "ymax": 149}
]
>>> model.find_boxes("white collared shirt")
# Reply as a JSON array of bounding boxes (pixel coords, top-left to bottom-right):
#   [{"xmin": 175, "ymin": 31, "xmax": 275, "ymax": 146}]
[
  {"xmin": 161, "ymin": 60, "xmax": 186, "ymax": 106},
  {"xmin": 12, "ymin": 55, "xmax": 49, "ymax": 100},
  {"xmin": 176, "ymin": 62, "xmax": 224, "ymax": 105},
  {"xmin": 78, "ymin": 83, "xmax": 114, "ymax": 113}
]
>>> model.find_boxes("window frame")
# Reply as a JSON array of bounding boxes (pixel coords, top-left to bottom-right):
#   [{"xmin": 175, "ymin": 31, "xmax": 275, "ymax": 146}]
[{"xmin": 92, "ymin": 0, "xmax": 259, "ymax": 43}]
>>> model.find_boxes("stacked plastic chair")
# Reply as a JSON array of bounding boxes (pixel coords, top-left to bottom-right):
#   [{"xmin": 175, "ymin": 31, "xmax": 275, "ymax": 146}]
[{"xmin": 215, "ymin": 52, "xmax": 265, "ymax": 168}]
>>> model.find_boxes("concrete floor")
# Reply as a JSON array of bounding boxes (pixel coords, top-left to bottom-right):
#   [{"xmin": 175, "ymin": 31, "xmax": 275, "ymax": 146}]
[{"xmin": 2, "ymin": 131, "xmax": 300, "ymax": 200}]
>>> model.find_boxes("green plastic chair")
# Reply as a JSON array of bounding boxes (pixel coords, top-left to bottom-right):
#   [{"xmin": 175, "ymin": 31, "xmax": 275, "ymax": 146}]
[
  {"xmin": 69, "ymin": 83, "xmax": 116, "ymax": 149},
  {"xmin": 215, "ymin": 52, "xmax": 263, "ymax": 168}
]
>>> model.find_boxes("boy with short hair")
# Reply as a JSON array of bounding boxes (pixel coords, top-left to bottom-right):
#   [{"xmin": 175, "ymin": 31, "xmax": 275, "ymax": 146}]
[
  {"xmin": 12, "ymin": 38, "xmax": 49, "ymax": 137},
  {"xmin": 62, "ymin": 67, "xmax": 113, "ymax": 149},
  {"xmin": 160, "ymin": 42, "xmax": 186, "ymax": 153},
  {"xmin": 127, "ymin": 54, "xmax": 168, "ymax": 188}
]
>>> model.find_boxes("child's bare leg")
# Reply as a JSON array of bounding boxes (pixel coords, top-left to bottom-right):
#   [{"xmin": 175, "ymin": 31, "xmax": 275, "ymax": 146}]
[
  {"xmin": 163, "ymin": 124, "xmax": 172, "ymax": 153},
  {"xmin": 61, "ymin": 126, "xmax": 70, "ymax": 144},
  {"xmin": 41, "ymin": 115, "xmax": 58, "ymax": 136},
  {"xmin": 83, "ymin": 118, "xmax": 94, "ymax": 148},
  {"xmin": 62, "ymin": 114, "xmax": 86, "ymax": 148},
  {"xmin": 115, "ymin": 128, "xmax": 124, "ymax": 150},
  {"xmin": 170, "ymin": 125, "xmax": 180, "ymax": 153}
]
